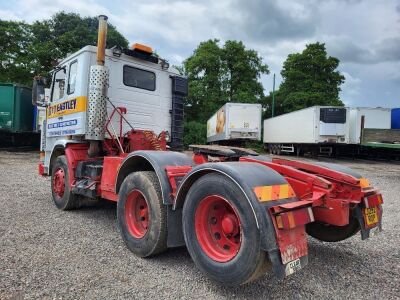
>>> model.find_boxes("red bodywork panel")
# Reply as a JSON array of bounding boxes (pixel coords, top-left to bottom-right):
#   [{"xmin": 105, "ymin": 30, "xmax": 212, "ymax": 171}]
[
  {"xmin": 100, "ymin": 156, "xmax": 125, "ymax": 201},
  {"xmin": 65, "ymin": 144, "xmax": 90, "ymax": 185}
]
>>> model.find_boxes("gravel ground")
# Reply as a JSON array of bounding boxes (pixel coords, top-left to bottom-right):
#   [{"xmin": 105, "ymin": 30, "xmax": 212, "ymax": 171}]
[{"xmin": 0, "ymin": 151, "xmax": 399, "ymax": 299}]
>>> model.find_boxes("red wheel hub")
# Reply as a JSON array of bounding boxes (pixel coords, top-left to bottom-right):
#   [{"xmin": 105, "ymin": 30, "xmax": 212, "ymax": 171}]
[
  {"xmin": 125, "ymin": 190, "xmax": 149, "ymax": 238},
  {"xmin": 195, "ymin": 195, "xmax": 242, "ymax": 262},
  {"xmin": 53, "ymin": 168, "xmax": 65, "ymax": 198}
]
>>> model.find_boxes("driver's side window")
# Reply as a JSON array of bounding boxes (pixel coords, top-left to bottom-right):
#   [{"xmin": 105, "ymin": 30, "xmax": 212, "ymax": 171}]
[{"xmin": 52, "ymin": 67, "xmax": 66, "ymax": 102}]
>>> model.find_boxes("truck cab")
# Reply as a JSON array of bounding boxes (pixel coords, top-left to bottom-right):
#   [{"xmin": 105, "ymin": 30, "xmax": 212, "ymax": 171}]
[{"xmin": 40, "ymin": 44, "xmax": 185, "ymax": 174}]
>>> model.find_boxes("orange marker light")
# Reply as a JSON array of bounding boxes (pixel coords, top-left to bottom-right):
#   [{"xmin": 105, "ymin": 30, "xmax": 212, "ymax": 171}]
[{"xmin": 132, "ymin": 43, "xmax": 153, "ymax": 54}]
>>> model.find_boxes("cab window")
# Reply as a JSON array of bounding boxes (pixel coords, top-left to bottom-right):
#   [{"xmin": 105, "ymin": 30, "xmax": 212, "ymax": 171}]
[
  {"xmin": 67, "ymin": 61, "xmax": 78, "ymax": 95},
  {"xmin": 123, "ymin": 66, "xmax": 156, "ymax": 91},
  {"xmin": 52, "ymin": 67, "xmax": 66, "ymax": 101}
]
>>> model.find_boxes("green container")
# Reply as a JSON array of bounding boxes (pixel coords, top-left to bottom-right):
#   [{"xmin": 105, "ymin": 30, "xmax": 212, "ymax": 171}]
[{"xmin": 0, "ymin": 83, "xmax": 34, "ymax": 133}]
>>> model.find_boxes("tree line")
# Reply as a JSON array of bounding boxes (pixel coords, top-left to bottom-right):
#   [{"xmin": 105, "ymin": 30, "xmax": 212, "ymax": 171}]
[{"xmin": 0, "ymin": 12, "xmax": 345, "ymax": 147}]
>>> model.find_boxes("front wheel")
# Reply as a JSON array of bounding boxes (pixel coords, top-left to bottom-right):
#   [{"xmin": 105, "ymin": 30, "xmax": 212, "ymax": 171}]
[
  {"xmin": 182, "ymin": 173, "xmax": 270, "ymax": 285},
  {"xmin": 51, "ymin": 155, "xmax": 79, "ymax": 210}
]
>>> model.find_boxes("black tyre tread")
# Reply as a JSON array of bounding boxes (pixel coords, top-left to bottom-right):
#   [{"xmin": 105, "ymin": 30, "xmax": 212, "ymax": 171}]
[
  {"xmin": 141, "ymin": 171, "xmax": 167, "ymax": 256},
  {"xmin": 182, "ymin": 173, "xmax": 271, "ymax": 285},
  {"xmin": 51, "ymin": 155, "xmax": 79, "ymax": 210},
  {"xmin": 306, "ymin": 217, "xmax": 360, "ymax": 242},
  {"xmin": 118, "ymin": 171, "xmax": 167, "ymax": 257},
  {"xmin": 244, "ymin": 254, "xmax": 271, "ymax": 284}
]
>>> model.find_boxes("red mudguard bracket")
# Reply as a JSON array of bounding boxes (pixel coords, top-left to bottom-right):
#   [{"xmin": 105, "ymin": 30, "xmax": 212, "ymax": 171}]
[{"xmin": 165, "ymin": 166, "xmax": 193, "ymax": 198}]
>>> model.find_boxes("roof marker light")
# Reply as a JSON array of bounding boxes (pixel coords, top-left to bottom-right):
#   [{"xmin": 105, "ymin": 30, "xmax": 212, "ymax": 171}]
[{"xmin": 132, "ymin": 43, "xmax": 153, "ymax": 54}]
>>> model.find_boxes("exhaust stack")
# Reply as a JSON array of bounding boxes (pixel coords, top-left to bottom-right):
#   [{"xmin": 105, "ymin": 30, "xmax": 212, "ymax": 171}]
[
  {"xmin": 96, "ymin": 15, "xmax": 108, "ymax": 66},
  {"xmin": 86, "ymin": 15, "xmax": 110, "ymax": 157}
]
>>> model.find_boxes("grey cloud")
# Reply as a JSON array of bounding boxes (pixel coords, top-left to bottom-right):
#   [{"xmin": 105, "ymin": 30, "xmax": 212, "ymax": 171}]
[
  {"xmin": 376, "ymin": 38, "xmax": 400, "ymax": 61},
  {"xmin": 212, "ymin": 0, "xmax": 318, "ymax": 43},
  {"xmin": 327, "ymin": 36, "xmax": 400, "ymax": 64}
]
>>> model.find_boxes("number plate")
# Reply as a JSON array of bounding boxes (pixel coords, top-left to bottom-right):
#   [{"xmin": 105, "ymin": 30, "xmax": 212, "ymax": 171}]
[
  {"xmin": 364, "ymin": 207, "xmax": 379, "ymax": 226},
  {"xmin": 285, "ymin": 258, "xmax": 302, "ymax": 276}
]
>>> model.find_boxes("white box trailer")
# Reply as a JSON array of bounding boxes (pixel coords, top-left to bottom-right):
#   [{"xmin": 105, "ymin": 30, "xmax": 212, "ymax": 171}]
[
  {"xmin": 207, "ymin": 103, "xmax": 262, "ymax": 143},
  {"xmin": 349, "ymin": 107, "xmax": 392, "ymax": 144},
  {"xmin": 263, "ymin": 106, "xmax": 350, "ymax": 155}
]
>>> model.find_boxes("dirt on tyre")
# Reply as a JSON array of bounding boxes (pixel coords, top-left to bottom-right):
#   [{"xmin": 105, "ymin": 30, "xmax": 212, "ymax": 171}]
[
  {"xmin": 117, "ymin": 171, "xmax": 167, "ymax": 257},
  {"xmin": 51, "ymin": 155, "xmax": 79, "ymax": 210},
  {"xmin": 182, "ymin": 173, "xmax": 270, "ymax": 286}
]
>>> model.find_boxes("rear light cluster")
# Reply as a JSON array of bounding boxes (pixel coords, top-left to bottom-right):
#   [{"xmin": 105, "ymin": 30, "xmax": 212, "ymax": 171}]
[
  {"xmin": 364, "ymin": 193, "xmax": 383, "ymax": 208},
  {"xmin": 275, "ymin": 207, "xmax": 314, "ymax": 230}
]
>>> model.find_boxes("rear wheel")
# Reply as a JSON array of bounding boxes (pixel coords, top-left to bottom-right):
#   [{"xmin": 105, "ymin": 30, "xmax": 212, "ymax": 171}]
[
  {"xmin": 117, "ymin": 171, "xmax": 167, "ymax": 257},
  {"xmin": 182, "ymin": 173, "xmax": 270, "ymax": 285},
  {"xmin": 306, "ymin": 217, "xmax": 360, "ymax": 242},
  {"xmin": 51, "ymin": 155, "xmax": 79, "ymax": 210}
]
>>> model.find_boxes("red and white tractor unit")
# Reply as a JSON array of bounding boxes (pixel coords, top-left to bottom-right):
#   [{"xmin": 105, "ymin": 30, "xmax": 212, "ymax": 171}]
[{"xmin": 33, "ymin": 16, "xmax": 383, "ymax": 285}]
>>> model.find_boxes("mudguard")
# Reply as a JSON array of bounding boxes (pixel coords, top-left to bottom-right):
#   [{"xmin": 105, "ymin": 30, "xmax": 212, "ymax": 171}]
[
  {"xmin": 116, "ymin": 150, "xmax": 194, "ymax": 205},
  {"xmin": 174, "ymin": 161, "xmax": 303, "ymax": 278}
]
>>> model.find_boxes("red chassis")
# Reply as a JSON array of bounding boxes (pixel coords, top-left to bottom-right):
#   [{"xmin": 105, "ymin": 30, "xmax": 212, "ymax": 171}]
[
  {"xmin": 39, "ymin": 111, "xmax": 383, "ymax": 284},
  {"xmin": 40, "ymin": 142, "xmax": 383, "ymax": 272}
]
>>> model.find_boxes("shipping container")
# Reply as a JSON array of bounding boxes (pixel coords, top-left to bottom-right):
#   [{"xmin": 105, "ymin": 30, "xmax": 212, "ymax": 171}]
[
  {"xmin": 349, "ymin": 107, "xmax": 391, "ymax": 144},
  {"xmin": 0, "ymin": 83, "xmax": 34, "ymax": 133},
  {"xmin": 207, "ymin": 103, "xmax": 262, "ymax": 143},
  {"xmin": 392, "ymin": 108, "xmax": 400, "ymax": 129},
  {"xmin": 0, "ymin": 82, "xmax": 40, "ymax": 147}
]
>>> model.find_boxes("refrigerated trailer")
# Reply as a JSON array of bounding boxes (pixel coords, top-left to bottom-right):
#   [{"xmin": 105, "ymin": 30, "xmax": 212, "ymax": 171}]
[
  {"xmin": 207, "ymin": 103, "xmax": 262, "ymax": 144},
  {"xmin": 263, "ymin": 106, "xmax": 350, "ymax": 156},
  {"xmin": 32, "ymin": 16, "xmax": 384, "ymax": 286}
]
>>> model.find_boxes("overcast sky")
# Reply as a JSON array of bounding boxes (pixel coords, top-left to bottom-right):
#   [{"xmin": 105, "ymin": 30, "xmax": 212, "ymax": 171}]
[{"xmin": 1, "ymin": 0, "xmax": 399, "ymax": 108}]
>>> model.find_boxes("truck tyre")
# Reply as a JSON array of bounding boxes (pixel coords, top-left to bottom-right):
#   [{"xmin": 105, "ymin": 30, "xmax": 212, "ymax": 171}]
[
  {"xmin": 182, "ymin": 173, "xmax": 270, "ymax": 285},
  {"xmin": 117, "ymin": 171, "xmax": 167, "ymax": 257},
  {"xmin": 51, "ymin": 155, "xmax": 79, "ymax": 210},
  {"xmin": 306, "ymin": 217, "xmax": 360, "ymax": 242}
]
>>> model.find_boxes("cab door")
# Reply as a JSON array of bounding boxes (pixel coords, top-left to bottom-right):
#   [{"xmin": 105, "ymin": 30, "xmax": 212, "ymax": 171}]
[{"xmin": 46, "ymin": 60, "xmax": 86, "ymax": 138}]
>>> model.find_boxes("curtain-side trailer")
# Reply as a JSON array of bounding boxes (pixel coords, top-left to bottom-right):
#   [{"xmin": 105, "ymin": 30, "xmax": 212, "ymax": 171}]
[
  {"xmin": 349, "ymin": 107, "xmax": 400, "ymax": 158},
  {"xmin": 263, "ymin": 106, "xmax": 350, "ymax": 156}
]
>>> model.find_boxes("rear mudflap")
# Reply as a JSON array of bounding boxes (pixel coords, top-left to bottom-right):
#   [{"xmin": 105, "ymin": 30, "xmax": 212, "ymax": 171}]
[
  {"xmin": 260, "ymin": 199, "xmax": 312, "ymax": 279},
  {"xmin": 268, "ymin": 226, "xmax": 309, "ymax": 279}
]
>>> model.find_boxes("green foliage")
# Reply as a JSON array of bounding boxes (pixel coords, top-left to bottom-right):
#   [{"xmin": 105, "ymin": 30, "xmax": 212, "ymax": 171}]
[
  {"xmin": 183, "ymin": 121, "xmax": 207, "ymax": 148},
  {"xmin": 268, "ymin": 42, "xmax": 345, "ymax": 116},
  {"xmin": 182, "ymin": 39, "xmax": 269, "ymax": 123},
  {"xmin": 0, "ymin": 12, "xmax": 128, "ymax": 85},
  {"xmin": 0, "ymin": 20, "xmax": 33, "ymax": 84}
]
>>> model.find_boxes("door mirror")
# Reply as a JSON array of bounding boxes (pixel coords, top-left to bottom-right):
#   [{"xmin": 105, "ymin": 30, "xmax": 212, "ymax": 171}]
[{"xmin": 32, "ymin": 76, "xmax": 48, "ymax": 106}]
